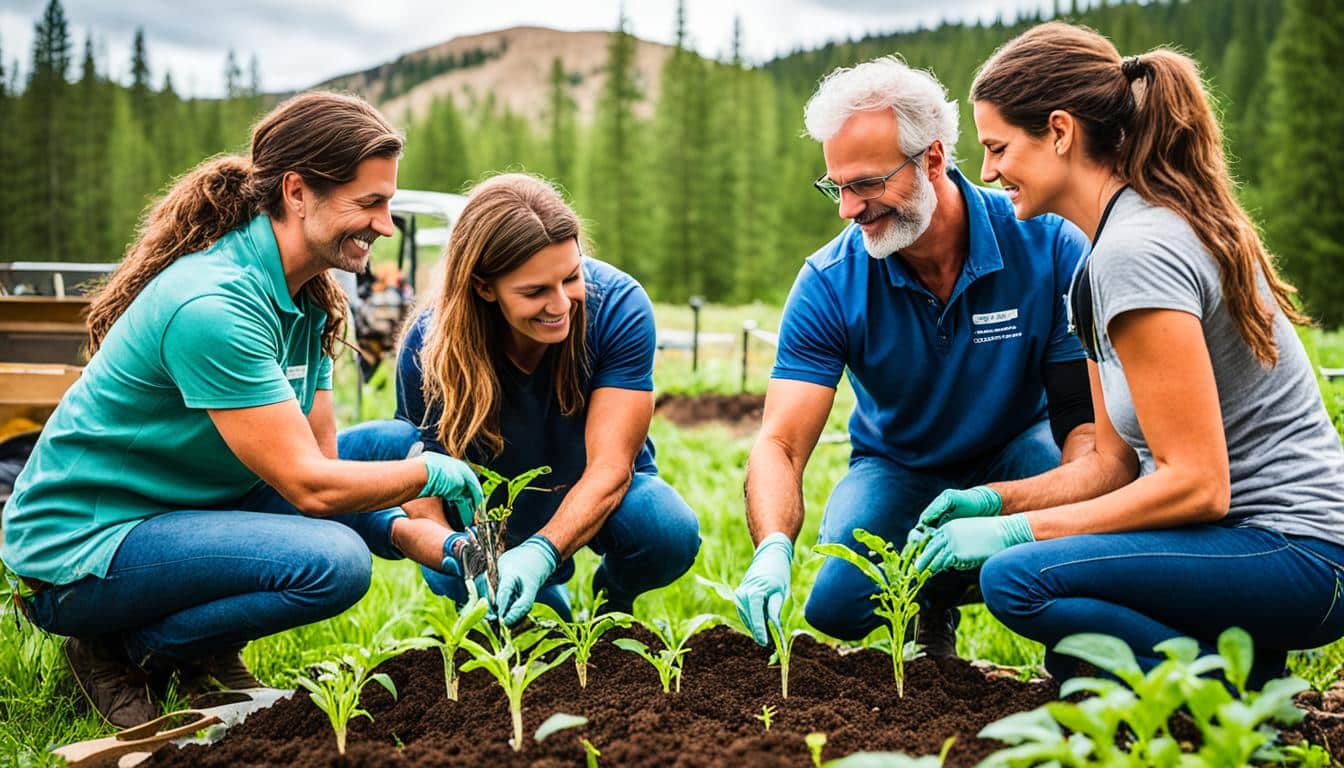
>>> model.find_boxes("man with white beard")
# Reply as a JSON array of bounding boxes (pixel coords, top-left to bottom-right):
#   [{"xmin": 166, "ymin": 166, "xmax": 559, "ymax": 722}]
[{"xmin": 733, "ymin": 57, "xmax": 1095, "ymax": 658}]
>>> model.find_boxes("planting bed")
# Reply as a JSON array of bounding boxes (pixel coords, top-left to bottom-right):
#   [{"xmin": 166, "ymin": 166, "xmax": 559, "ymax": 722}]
[
  {"xmin": 654, "ymin": 393, "xmax": 765, "ymax": 431},
  {"xmin": 145, "ymin": 625, "xmax": 1056, "ymax": 767}
]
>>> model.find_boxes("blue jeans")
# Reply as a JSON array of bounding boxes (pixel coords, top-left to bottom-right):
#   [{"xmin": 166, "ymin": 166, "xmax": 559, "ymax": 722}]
[
  {"xmin": 23, "ymin": 422, "xmax": 415, "ymax": 663},
  {"xmin": 981, "ymin": 524, "xmax": 1344, "ymax": 686},
  {"xmin": 805, "ymin": 419, "xmax": 1060, "ymax": 640},
  {"xmin": 350, "ymin": 419, "xmax": 702, "ymax": 618}
]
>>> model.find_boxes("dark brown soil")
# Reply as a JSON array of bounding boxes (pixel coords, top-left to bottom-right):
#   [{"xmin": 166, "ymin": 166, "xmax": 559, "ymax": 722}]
[
  {"xmin": 145, "ymin": 625, "xmax": 1059, "ymax": 767},
  {"xmin": 655, "ymin": 393, "xmax": 765, "ymax": 431}
]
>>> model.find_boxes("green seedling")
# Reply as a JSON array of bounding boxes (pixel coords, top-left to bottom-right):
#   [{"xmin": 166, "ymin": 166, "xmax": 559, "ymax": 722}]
[
  {"xmin": 977, "ymin": 627, "xmax": 1326, "ymax": 767},
  {"xmin": 469, "ymin": 464, "xmax": 553, "ymax": 601},
  {"xmin": 815, "ymin": 529, "xmax": 931, "ymax": 696},
  {"xmin": 807, "ymin": 732, "xmax": 828, "ymax": 768},
  {"xmin": 755, "ymin": 704, "xmax": 777, "ymax": 731},
  {"xmin": 822, "ymin": 737, "xmax": 954, "ymax": 767},
  {"xmin": 532, "ymin": 591, "xmax": 632, "ymax": 688},
  {"xmin": 612, "ymin": 613, "xmax": 717, "ymax": 694},
  {"xmin": 419, "ymin": 595, "xmax": 489, "ymax": 700},
  {"xmin": 698, "ymin": 574, "xmax": 814, "ymax": 698},
  {"xmin": 461, "ymin": 621, "xmax": 575, "ymax": 751},
  {"xmin": 534, "ymin": 714, "xmax": 601, "ymax": 767},
  {"xmin": 296, "ymin": 638, "xmax": 428, "ymax": 754}
]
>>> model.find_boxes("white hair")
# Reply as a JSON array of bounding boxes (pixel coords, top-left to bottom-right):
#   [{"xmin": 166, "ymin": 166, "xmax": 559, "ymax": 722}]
[{"xmin": 804, "ymin": 55, "xmax": 960, "ymax": 160}]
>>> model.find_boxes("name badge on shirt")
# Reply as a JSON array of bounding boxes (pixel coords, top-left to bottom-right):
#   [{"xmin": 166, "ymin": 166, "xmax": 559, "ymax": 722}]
[
  {"xmin": 285, "ymin": 364, "xmax": 308, "ymax": 381},
  {"xmin": 972, "ymin": 308, "xmax": 1019, "ymax": 325}
]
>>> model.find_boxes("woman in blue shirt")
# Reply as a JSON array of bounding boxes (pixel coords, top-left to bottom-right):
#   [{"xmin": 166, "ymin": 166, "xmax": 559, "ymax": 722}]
[{"xmin": 357, "ymin": 173, "xmax": 699, "ymax": 624}]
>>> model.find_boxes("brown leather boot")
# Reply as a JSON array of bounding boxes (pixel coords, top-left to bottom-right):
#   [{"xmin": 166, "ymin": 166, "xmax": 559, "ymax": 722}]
[
  {"xmin": 63, "ymin": 636, "xmax": 158, "ymax": 728},
  {"xmin": 176, "ymin": 649, "xmax": 263, "ymax": 693}
]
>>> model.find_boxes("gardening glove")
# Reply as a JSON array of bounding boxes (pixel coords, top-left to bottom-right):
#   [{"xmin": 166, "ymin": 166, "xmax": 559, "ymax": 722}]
[
  {"xmin": 733, "ymin": 532, "xmax": 794, "ymax": 647},
  {"xmin": 915, "ymin": 515, "xmax": 1034, "ymax": 575},
  {"xmin": 495, "ymin": 534, "xmax": 560, "ymax": 626},
  {"xmin": 419, "ymin": 453, "xmax": 484, "ymax": 528},
  {"xmin": 908, "ymin": 486, "xmax": 1003, "ymax": 546}
]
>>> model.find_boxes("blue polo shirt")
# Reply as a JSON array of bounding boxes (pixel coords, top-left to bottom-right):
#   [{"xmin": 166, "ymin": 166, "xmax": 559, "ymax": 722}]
[
  {"xmin": 773, "ymin": 167, "xmax": 1088, "ymax": 471},
  {"xmin": 396, "ymin": 257, "xmax": 656, "ymax": 539}
]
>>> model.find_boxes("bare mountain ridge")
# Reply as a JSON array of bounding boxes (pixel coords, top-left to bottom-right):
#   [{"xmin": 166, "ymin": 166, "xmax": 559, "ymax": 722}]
[{"xmin": 314, "ymin": 26, "xmax": 677, "ymax": 124}]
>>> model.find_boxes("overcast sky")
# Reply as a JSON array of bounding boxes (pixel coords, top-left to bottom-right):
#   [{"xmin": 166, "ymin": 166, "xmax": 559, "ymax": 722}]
[{"xmin": 0, "ymin": 0, "xmax": 1056, "ymax": 97}]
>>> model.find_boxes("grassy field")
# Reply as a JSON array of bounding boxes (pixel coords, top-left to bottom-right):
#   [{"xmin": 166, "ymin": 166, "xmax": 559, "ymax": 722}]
[{"xmin": 3, "ymin": 302, "xmax": 1344, "ymax": 763}]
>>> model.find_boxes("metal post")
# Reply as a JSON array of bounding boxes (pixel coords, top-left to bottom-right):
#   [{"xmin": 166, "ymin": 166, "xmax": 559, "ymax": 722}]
[
  {"xmin": 741, "ymin": 320, "xmax": 757, "ymax": 393},
  {"xmin": 688, "ymin": 296, "xmax": 704, "ymax": 373}
]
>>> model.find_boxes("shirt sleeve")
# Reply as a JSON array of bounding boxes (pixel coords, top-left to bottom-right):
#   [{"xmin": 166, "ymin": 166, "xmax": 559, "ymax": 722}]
[
  {"xmin": 590, "ymin": 280, "xmax": 656, "ymax": 392},
  {"xmin": 1045, "ymin": 220, "xmax": 1091, "ymax": 364},
  {"xmin": 160, "ymin": 294, "xmax": 295, "ymax": 409},
  {"xmin": 394, "ymin": 312, "xmax": 448, "ymax": 455},
  {"xmin": 1091, "ymin": 227, "xmax": 1207, "ymax": 334},
  {"xmin": 315, "ymin": 353, "xmax": 334, "ymax": 390},
  {"xmin": 771, "ymin": 263, "xmax": 847, "ymax": 388}
]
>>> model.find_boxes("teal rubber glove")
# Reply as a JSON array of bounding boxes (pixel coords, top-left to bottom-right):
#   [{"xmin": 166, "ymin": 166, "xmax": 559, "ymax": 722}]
[
  {"xmin": 419, "ymin": 453, "xmax": 484, "ymax": 527},
  {"xmin": 733, "ymin": 533, "xmax": 794, "ymax": 646},
  {"xmin": 915, "ymin": 515, "xmax": 1035, "ymax": 574},
  {"xmin": 908, "ymin": 486, "xmax": 1003, "ymax": 548},
  {"xmin": 495, "ymin": 534, "xmax": 560, "ymax": 626}
]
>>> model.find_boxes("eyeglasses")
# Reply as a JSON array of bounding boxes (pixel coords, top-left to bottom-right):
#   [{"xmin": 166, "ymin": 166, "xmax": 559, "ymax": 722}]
[{"xmin": 813, "ymin": 147, "xmax": 929, "ymax": 204}]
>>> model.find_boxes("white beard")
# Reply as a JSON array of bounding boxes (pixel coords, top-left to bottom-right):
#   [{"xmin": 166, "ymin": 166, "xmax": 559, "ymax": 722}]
[{"xmin": 860, "ymin": 171, "xmax": 937, "ymax": 259}]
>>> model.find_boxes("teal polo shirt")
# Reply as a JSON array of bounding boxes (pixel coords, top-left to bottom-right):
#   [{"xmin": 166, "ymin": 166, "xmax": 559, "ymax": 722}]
[
  {"xmin": 1, "ymin": 214, "xmax": 333, "ymax": 585},
  {"xmin": 772, "ymin": 167, "xmax": 1089, "ymax": 471}
]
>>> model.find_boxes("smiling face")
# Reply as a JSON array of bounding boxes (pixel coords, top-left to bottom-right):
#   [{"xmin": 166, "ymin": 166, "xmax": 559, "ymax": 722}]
[
  {"xmin": 973, "ymin": 101, "xmax": 1068, "ymax": 221},
  {"xmin": 821, "ymin": 109, "xmax": 937, "ymax": 259},
  {"xmin": 474, "ymin": 238, "xmax": 585, "ymax": 356},
  {"xmin": 300, "ymin": 154, "xmax": 399, "ymax": 273}
]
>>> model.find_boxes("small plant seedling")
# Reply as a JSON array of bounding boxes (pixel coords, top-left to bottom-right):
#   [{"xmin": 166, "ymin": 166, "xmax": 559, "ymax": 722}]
[
  {"xmin": 612, "ymin": 613, "xmax": 716, "ymax": 694},
  {"xmin": 816, "ymin": 529, "xmax": 932, "ymax": 696},
  {"xmin": 755, "ymin": 704, "xmax": 777, "ymax": 731},
  {"xmin": 461, "ymin": 621, "xmax": 574, "ymax": 751},
  {"xmin": 532, "ymin": 591, "xmax": 632, "ymax": 688},
  {"xmin": 699, "ymin": 574, "xmax": 815, "ymax": 699},
  {"xmin": 419, "ymin": 596, "xmax": 489, "ymax": 700},
  {"xmin": 807, "ymin": 732, "xmax": 827, "ymax": 768},
  {"xmin": 977, "ymin": 627, "xmax": 1326, "ymax": 767},
  {"xmin": 581, "ymin": 738, "xmax": 601, "ymax": 768},
  {"xmin": 535, "ymin": 713, "xmax": 602, "ymax": 767},
  {"xmin": 468, "ymin": 464, "xmax": 553, "ymax": 600},
  {"xmin": 296, "ymin": 638, "xmax": 428, "ymax": 755}
]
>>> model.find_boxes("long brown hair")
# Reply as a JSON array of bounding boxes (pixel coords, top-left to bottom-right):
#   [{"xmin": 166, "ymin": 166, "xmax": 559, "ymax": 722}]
[
  {"xmin": 415, "ymin": 173, "xmax": 588, "ymax": 458},
  {"xmin": 86, "ymin": 91, "xmax": 404, "ymax": 358},
  {"xmin": 971, "ymin": 21, "xmax": 1307, "ymax": 366}
]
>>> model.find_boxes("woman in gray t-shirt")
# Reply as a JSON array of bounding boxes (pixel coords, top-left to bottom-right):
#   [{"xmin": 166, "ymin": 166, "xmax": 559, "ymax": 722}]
[{"xmin": 908, "ymin": 20, "xmax": 1344, "ymax": 686}]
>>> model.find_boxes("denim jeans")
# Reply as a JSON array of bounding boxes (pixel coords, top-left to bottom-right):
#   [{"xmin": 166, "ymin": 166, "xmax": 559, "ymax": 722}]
[
  {"xmin": 981, "ymin": 523, "xmax": 1344, "ymax": 686},
  {"xmin": 350, "ymin": 419, "xmax": 702, "ymax": 618},
  {"xmin": 805, "ymin": 419, "xmax": 1061, "ymax": 640},
  {"xmin": 23, "ymin": 421, "xmax": 415, "ymax": 663}
]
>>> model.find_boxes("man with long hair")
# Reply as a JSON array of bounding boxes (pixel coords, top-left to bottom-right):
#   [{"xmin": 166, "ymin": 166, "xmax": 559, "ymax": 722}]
[
  {"xmin": 734, "ymin": 57, "xmax": 1095, "ymax": 658},
  {"xmin": 2, "ymin": 92, "xmax": 482, "ymax": 727}
]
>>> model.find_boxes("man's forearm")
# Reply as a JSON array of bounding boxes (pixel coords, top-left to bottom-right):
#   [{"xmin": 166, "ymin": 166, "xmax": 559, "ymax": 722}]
[
  {"xmin": 989, "ymin": 444, "xmax": 1132, "ymax": 514},
  {"xmin": 538, "ymin": 463, "xmax": 632, "ymax": 560},
  {"xmin": 743, "ymin": 438, "xmax": 806, "ymax": 545}
]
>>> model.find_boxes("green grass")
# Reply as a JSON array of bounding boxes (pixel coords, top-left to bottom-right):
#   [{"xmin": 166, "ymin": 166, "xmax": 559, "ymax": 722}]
[{"xmin": 4, "ymin": 306, "xmax": 1344, "ymax": 762}]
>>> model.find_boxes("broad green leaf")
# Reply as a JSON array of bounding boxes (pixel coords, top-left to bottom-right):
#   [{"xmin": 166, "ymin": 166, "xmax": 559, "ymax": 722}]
[
  {"xmin": 612, "ymin": 637, "xmax": 650, "ymax": 656},
  {"xmin": 814, "ymin": 543, "xmax": 887, "ymax": 587},
  {"xmin": 977, "ymin": 707, "xmax": 1064, "ymax": 745},
  {"xmin": 824, "ymin": 752, "xmax": 942, "ymax": 767},
  {"xmin": 506, "ymin": 465, "xmax": 553, "ymax": 507},
  {"xmin": 1153, "ymin": 636, "xmax": 1200, "ymax": 664},
  {"xmin": 1217, "ymin": 627, "xmax": 1253, "ymax": 692},
  {"xmin": 1054, "ymin": 633, "xmax": 1143, "ymax": 684},
  {"xmin": 1059, "ymin": 676, "xmax": 1124, "ymax": 698},
  {"xmin": 535, "ymin": 713, "xmax": 588, "ymax": 742},
  {"xmin": 369, "ymin": 672, "xmax": 398, "ymax": 700}
]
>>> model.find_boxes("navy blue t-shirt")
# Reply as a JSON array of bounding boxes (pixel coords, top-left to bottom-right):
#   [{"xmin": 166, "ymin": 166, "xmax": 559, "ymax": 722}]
[
  {"xmin": 772, "ymin": 167, "xmax": 1089, "ymax": 471},
  {"xmin": 397, "ymin": 257, "xmax": 657, "ymax": 537}
]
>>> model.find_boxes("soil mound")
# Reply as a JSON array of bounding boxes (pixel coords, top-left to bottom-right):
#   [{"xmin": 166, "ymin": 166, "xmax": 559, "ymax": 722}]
[{"xmin": 655, "ymin": 393, "xmax": 765, "ymax": 431}]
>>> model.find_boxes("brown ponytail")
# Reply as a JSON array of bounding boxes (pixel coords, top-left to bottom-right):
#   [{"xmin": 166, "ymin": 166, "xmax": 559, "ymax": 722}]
[
  {"xmin": 972, "ymin": 22, "xmax": 1308, "ymax": 367},
  {"xmin": 87, "ymin": 91, "xmax": 404, "ymax": 358}
]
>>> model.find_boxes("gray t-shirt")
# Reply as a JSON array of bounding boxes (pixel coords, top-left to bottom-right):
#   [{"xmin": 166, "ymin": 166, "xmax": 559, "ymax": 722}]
[{"xmin": 1080, "ymin": 189, "xmax": 1344, "ymax": 541}]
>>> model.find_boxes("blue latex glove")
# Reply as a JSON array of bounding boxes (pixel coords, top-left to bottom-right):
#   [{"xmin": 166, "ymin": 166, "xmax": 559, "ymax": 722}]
[
  {"xmin": 907, "ymin": 486, "xmax": 1003, "ymax": 548},
  {"xmin": 495, "ymin": 535, "xmax": 560, "ymax": 626},
  {"xmin": 915, "ymin": 515, "xmax": 1035, "ymax": 574},
  {"xmin": 733, "ymin": 533, "xmax": 794, "ymax": 646},
  {"xmin": 419, "ymin": 454, "xmax": 484, "ymax": 527}
]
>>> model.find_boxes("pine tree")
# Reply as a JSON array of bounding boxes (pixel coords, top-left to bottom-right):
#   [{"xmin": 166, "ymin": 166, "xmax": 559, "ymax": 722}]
[
  {"xmin": 0, "ymin": 35, "xmax": 13, "ymax": 257},
  {"xmin": 1263, "ymin": 0, "xmax": 1344, "ymax": 324},
  {"xmin": 128, "ymin": 27, "xmax": 151, "ymax": 116},
  {"xmin": 22, "ymin": 0, "xmax": 74, "ymax": 258},
  {"xmin": 546, "ymin": 57, "xmax": 577, "ymax": 188},
  {"xmin": 69, "ymin": 34, "xmax": 112, "ymax": 261},
  {"xmin": 586, "ymin": 6, "xmax": 647, "ymax": 274}
]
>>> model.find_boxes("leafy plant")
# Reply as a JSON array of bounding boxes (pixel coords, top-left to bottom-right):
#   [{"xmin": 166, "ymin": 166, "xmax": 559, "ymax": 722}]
[
  {"xmin": 977, "ymin": 627, "xmax": 1327, "ymax": 767},
  {"xmin": 612, "ymin": 613, "xmax": 717, "ymax": 694},
  {"xmin": 419, "ymin": 595, "xmax": 489, "ymax": 700},
  {"xmin": 468, "ymin": 464, "xmax": 553, "ymax": 600},
  {"xmin": 296, "ymin": 638, "xmax": 429, "ymax": 754},
  {"xmin": 698, "ymin": 574, "xmax": 814, "ymax": 698},
  {"xmin": 532, "ymin": 591, "xmax": 632, "ymax": 688},
  {"xmin": 534, "ymin": 713, "xmax": 602, "ymax": 767},
  {"xmin": 823, "ymin": 738, "xmax": 955, "ymax": 767},
  {"xmin": 755, "ymin": 704, "xmax": 777, "ymax": 731},
  {"xmin": 461, "ymin": 621, "xmax": 575, "ymax": 751},
  {"xmin": 807, "ymin": 732, "xmax": 828, "ymax": 768},
  {"xmin": 815, "ymin": 529, "xmax": 932, "ymax": 696}
]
